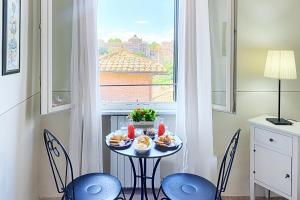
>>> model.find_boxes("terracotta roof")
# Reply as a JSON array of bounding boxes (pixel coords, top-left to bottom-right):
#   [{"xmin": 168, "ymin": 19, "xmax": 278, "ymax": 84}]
[{"xmin": 99, "ymin": 50, "xmax": 167, "ymax": 74}]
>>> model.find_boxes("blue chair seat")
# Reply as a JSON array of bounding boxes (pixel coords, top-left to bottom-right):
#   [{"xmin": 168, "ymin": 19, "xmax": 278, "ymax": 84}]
[
  {"xmin": 65, "ymin": 173, "xmax": 122, "ymax": 200},
  {"xmin": 161, "ymin": 173, "xmax": 217, "ymax": 200}
]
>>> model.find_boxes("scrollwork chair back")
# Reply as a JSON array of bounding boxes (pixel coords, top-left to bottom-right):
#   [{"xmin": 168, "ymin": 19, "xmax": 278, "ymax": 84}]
[{"xmin": 44, "ymin": 129, "xmax": 75, "ymax": 200}]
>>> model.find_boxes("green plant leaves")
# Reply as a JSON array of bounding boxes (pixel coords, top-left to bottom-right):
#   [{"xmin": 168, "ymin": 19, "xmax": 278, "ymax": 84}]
[{"xmin": 129, "ymin": 108, "xmax": 157, "ymax": 122}]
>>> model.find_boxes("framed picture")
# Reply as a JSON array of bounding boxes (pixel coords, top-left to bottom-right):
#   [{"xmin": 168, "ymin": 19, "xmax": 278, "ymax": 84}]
[{"xmin": 2, "ymin": 0, "xmax": 21, "ymax": 75}]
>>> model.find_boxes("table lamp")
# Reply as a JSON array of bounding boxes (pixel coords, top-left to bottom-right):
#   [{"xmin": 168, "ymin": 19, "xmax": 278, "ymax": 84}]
[{"xmin": 264, "ymin": 50, "xmax": 297, "ymax": 125}]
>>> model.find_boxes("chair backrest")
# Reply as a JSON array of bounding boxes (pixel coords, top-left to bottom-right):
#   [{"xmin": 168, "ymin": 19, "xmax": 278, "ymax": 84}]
[
  {"xmin": 215, "ymin": 129, "xmax": 241, "ymax": 199},
  {"xmin": 43, "ymin": 129, "xmax": 75, "ymax": 200}
]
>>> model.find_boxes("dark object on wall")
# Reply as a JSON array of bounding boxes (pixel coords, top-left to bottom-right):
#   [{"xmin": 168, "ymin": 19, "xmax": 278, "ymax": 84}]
[{"xmin": 2, "ymin": 0, "xmax": 21, "ymax": 75}]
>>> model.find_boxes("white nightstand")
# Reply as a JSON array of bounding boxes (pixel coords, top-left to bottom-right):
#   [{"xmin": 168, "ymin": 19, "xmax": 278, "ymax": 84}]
[{"xmin": 249, "ymin": 115, "xmax": 300, "ymax": 200}]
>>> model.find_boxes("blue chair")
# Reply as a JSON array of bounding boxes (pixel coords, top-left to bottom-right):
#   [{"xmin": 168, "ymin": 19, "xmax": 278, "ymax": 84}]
[
  {"xmin": 44, "ymin": 129, "xmax": 125, "ymax": 200},
  {"xmin": 159, "ymin": 129, "xmax": 241, "ymax": 200}
]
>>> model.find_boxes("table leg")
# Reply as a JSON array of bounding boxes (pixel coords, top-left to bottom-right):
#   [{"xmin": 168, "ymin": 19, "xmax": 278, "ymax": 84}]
[
  {"xmin": 128, "ymin": 157, "xmax": 161, "ymax": 200},
  {"xmin": 143, "ymin": 158, "xmax": 149, "ymax": 200},
  {"xmin": 151, "ymin": 158, "xmax": 161, "ymax": 200},
  {"xmin": 139, "ymin": 158, "xmax": 144, "ymax": 200},
  {"xmin": 128, "ymin": 157, "xmax": 137, "ymax": 200},
  {"xmin": 250, "ymin": 175, "xmax": 255, "ymax": 200}
]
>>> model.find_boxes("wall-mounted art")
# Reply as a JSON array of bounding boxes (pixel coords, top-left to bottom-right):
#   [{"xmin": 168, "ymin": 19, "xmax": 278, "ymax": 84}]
[{"xmin": 2, "ymin": 0, "xmax": 20, "ymax": 75}]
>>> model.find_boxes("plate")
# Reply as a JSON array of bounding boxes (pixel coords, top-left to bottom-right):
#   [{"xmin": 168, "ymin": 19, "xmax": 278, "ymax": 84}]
[
  {"xmin": 133, "ymin": 135, "xmax": 152, "ymax": 154},
  {"xmin": 106, "ymin": 133, "xmax": 132, "ymax": 149},
  {"xmin": 154, "ymin": 135, "xmax": 182, "ymax": 150}
]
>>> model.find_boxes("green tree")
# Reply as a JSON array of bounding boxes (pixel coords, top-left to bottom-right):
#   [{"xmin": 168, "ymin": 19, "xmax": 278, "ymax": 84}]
[
  {"xmin": 107, "ymin": 38, "xmax": 123, "ymax": 54},
  {"xmin": 149, "ymin": 42, "xmax": 161, "ymax": 51},
  {"xmin": 152, "ymin": 60, "xmax": 173, "ymax": 84},
  {"xmin": 99, "ymin": 47, "xmax": 108, "ymax": 55},
  {"xmin": 134, "ymin": 51, "xmax": 146, "ymax": 57},
  {"xmin": 108, "ymin": 38, "xmax": 122, "ymax": 44}
]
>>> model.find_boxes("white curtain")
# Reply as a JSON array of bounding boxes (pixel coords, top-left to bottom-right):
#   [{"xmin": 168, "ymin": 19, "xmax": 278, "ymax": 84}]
[
  {"xmin": 176, "ymin": 0, "xmax": 217, "ymax": 181},
  {"xmin": 69, "ymin": 0, "xmax": 103, "ymax": 177}
]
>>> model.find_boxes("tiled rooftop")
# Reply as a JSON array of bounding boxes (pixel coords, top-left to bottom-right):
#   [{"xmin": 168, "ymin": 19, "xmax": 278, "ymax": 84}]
[{"xmin": 99, "ymin": 50, "xmax": 167, "ymax": 74}]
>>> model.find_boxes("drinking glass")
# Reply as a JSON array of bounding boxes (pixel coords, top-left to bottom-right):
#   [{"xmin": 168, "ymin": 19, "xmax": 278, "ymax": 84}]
[{"xmin": 119, "ymin": 121, "xmax": 128, "ymax": 134}]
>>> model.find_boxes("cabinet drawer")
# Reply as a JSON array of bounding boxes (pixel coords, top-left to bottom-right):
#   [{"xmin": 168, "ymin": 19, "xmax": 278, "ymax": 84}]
[
  {"xmin": 254, "ymin": 128, "xmax": 292, "ymax": 155},
  {"xmin": 254, "ymin": 145, "xmax": 292, "ymax": 196}
]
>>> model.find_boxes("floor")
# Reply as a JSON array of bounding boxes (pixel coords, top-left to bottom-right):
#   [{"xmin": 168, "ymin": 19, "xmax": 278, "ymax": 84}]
[
  {"xmin": 121, "ymin": 189, "xmax": 287, "ymax": 200},
  {"xmin": 41, "ymin": 189, "xmax": 287, "ymax": 200},
  {"xmin": 41, "ymin": 196, "xmax": 286, "ymax": 200},
  {"xmin": 222, "ymin": 198, "xmax": 286, "ymax": 200},
  {"xmin": 127, "ymin": 196, "xmax": 286, "ymax": 200}
]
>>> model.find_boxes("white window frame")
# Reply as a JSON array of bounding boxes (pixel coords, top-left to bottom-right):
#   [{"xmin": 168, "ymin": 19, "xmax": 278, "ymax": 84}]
[
  {"xmin": 41, "ymin": 0, "xmax": 71, "ymax": 115},
  {"xmin": 212, "ymin": 0, "xmax": 237, "ymax": 113}
]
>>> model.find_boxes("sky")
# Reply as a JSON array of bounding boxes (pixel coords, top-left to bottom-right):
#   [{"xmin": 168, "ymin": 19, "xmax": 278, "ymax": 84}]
[{"xmin": 97, "ymin": 0, "xmax": 175, "ymax": 43}]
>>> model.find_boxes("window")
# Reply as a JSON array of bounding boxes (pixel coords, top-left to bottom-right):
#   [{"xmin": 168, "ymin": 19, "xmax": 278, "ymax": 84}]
[
  {"xmin": 40, "ymin": 0, "xmax": 236, "ymax": 114},
  {"xmin": 98, "ymin": 0, "xmax": 178, "ymax": 110},
  {"xmin": 41, "ymin": 0, "xmax": 73, "ymax": 114},
  {"xmin": 209, "ymin": 0, "xmax": 237, "ymax": 113}
]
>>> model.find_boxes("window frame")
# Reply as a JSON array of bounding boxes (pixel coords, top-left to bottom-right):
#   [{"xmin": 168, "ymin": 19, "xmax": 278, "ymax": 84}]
[
  {"xmin": 41, "ymin": 0, "xmax": 71, "ymax": 115},
  {"xmin": 211, "ymin": 0, "xmax": 237, "ymax": 113},
  {"xmin": 99, "ymin": 0, "xmax": 179, "ymax": 113}
]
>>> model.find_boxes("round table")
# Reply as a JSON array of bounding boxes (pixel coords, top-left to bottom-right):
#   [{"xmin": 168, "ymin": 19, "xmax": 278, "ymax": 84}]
[{"xmin": 106, "ymin": 134, "xmax": 183, "ymax": 200}]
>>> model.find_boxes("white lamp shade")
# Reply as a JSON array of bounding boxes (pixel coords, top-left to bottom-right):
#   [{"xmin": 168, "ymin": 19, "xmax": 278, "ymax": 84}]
[{"xmin": 264, "ymin": 50, "xmax": 297, "ymax": 80}]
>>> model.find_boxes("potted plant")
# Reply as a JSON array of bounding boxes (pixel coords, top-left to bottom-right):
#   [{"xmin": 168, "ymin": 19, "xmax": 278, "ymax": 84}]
[{"xmin": 128, "ymin": 108, "xmax": 157, "ymax": 130}]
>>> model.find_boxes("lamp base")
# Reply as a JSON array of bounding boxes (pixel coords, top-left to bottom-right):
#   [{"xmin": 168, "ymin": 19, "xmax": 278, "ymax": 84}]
[{"xmin": 266, "ymin": 118, "xmax": 293, "ymax": 125}]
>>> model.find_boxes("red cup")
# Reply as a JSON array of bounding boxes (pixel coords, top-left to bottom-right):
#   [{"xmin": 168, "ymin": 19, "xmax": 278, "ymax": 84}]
[
  {"xmin": 158, "ymin": 122, "xmax": 165, "ymax": 137},
  {"xmin": 128, "ymin": 124, "xmax": 135, "ymax": 139}
]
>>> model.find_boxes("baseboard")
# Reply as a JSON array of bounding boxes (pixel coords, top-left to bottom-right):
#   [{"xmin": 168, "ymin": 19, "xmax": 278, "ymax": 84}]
[
  {"xmin": 40, "ymin": 197, "xmax": 60, "ymax": 200},
  {"xmin": 40, "ymin": 195, "xmax": 284, "ymax": 200},
  {"xmin": 222, "ymin": 197, "xmax": 284, "ymax": 200}
]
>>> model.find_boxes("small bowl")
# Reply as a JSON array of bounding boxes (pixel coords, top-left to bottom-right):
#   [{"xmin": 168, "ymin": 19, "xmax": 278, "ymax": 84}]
[{"xmin": 133, "ymin": 139, "xmax": 152, "ymax": 154}]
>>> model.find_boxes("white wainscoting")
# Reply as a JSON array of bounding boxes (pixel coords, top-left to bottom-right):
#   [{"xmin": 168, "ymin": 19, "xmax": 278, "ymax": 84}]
[{"xmin": 110, "ymin": 116, "xmax": 161, "ymax": 188}]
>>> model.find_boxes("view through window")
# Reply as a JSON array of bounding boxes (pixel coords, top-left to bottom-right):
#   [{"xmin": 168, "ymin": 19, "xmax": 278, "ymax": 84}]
[{"xmin": 98, "ymin": 0, "xmax": 176, "ymax": 103}]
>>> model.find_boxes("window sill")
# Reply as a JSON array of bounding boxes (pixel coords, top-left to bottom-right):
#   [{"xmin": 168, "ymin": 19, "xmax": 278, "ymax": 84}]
[
  {"xmin": 100, "ymin": 102, "xmax": 176, "ymax": 115},
  {"xmin": 101, "ymin": 109, "xmax": 176, "ymax": 116}
]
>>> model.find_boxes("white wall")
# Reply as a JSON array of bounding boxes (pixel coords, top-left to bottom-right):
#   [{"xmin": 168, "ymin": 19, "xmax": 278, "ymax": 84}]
[
  {"xmin": 0, "ymin": 0, "xmax": 40, "ymax": 199},
  {"xmin": 39, "ymin": 111, "xmax": 70, "ymax": 198}
]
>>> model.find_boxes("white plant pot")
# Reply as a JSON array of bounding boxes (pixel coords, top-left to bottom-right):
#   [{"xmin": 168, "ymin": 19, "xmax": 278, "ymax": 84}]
[{"xmin": 133, "ymin": 121, "xmax": 154, "ymax": 130}]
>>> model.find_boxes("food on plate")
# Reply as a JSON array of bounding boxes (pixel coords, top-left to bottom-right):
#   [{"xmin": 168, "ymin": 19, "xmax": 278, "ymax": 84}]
[
  {"xmin": 134, "ymin": 135, "xmax": 151, "ymax": 152},
  {"xmin": 136, "ymin": 135, "xmax": 150, "ymax": 149},
  {"xmin": 136, "ymin": 143, "xmax": 148, "ymax": 150},
  {"xmin": 109, "ymin": 134, "xmax": 130, "ymax": 147},
  {"xmin": 155, "ymin": 134, "xmax": 175, "ymax": 147},
  {"xmin": 146, "ymin": 128, "xmax": 156, "ymax": 139}
]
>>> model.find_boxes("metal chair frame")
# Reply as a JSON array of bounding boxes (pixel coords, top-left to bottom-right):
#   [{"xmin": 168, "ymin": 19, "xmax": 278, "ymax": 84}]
[
  {"xmin": 43, "ymin": 129, "xmax": 125, "ymax": 200},
  {"xmin": 158, "ymin": 129, "xmax": 241, "ymax": 200},
  {"xmin": 215, "ymin": 129, "xmax": 241, "ymax": 200}
]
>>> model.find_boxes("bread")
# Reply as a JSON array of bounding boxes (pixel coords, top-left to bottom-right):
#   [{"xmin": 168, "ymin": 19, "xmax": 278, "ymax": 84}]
[{"xmin": 109, "ymin": 134, "xmax": 129, "ymax": 146}]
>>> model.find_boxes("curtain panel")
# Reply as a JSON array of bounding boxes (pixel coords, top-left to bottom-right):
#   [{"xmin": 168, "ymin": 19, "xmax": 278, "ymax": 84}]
[
  {"xmin": 176, "ymin": 0, "xmax": 217, "ymax": 182},
  {"xmin": 69, "ymin": 0, "xmax": 103, "ymax": 177}
]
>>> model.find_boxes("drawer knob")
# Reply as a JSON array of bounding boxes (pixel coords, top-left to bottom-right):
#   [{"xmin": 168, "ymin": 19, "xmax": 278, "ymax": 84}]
[
  {"xmin": 285, "ymin": 174, "xmax": 290, "ymax": 178},
  {"xmin": 269, "ymin": 138, "xmax": 274, "ymax": 142}
]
